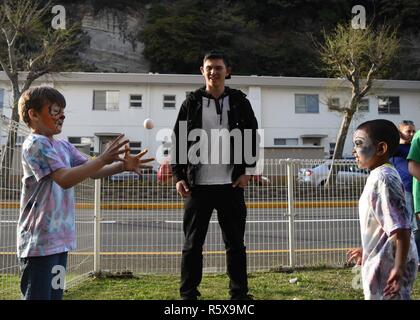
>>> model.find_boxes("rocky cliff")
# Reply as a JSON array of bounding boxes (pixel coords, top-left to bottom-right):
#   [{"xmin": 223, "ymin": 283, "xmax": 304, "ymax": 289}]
[{"xmin": 73, "ymin": 4, "xmax": 150, "ymax": 72}]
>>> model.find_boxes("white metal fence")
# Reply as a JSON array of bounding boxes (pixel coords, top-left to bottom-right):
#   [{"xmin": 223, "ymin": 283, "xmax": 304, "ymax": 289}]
[
  {"xmin": 0, "ymin": 115, "xmax": 365, "ymax": 299},
  {"xmin": 96, "ymin": 159, "xmax": 364, "ymax": 274}
]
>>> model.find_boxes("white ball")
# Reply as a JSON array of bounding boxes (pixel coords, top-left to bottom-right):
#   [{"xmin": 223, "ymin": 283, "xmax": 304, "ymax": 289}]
[{"xmin": 143, "ymin": 118, "xmax": 154, "ymax": 129}]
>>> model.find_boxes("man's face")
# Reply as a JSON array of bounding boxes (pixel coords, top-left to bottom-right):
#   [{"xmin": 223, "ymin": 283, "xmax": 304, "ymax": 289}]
[
  {"xmin": 352, "ymin": 129, "xmax": 377, "ymax": 169},
  {"xmin": 38, "ymin": 103, "xmax": 65, "ymax": 135},
  {"xmin": 399, "ymin": 124, "xmax": 416, "ymax": 144},
  {"xmin": 200, "ymin": 58, "xmax": 229, "ymax": 88}
]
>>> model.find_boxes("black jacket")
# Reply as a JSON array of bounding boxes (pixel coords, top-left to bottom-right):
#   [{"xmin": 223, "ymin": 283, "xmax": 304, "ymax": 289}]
[{"xmin": 171, "ymin": 86, "xmax": 259, "ymax": 187}]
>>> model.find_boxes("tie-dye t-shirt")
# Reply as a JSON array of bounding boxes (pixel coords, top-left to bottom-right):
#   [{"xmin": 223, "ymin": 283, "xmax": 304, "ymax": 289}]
[
  {"xmin": 359, "ymin": 163, "xmax": 418, "ymax": 300},
  {"xmin": 17, "ymin": 134, "xmax": 88, "ymax": 258}
]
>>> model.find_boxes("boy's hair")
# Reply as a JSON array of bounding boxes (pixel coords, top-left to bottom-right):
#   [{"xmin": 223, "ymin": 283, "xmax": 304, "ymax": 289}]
[
  {"xmin": 203, "ymin": 50, "xmax": 231, "ymax": 79},
  {"xmin": 18, "ymin": 86, "xmax": 66, "ymax": 127},
  {"xmin": 356, "ymin": 119, "xmax": 400, "ymax": 156}
]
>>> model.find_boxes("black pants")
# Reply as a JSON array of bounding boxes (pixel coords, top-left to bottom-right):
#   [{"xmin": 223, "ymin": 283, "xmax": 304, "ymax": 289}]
[{"xmin": 180, "ymin": 184, "xmax": 248, "ymax": 299}]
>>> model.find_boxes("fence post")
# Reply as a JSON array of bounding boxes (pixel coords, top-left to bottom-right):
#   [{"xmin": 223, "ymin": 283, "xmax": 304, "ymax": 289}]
[
  {"xmin": 94, "ymin": 178, "xmax": 101, "ymax": 274},
  {"xmin": 286, "ymin": 159, "xmax": 295, "ymax": 267}
]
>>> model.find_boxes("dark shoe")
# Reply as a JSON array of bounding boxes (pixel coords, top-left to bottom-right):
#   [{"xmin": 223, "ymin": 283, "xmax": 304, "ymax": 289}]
[
  {"xmin": 231, "ymin": 294, "xmax": 254, "ymax": 300},
  {"xmin": 181, "ymin": 289, "xmax": 201, "ymax": 300},
  {"xmin": 181, "ymin": 295, "xmax": 198, "ymax": 300}
]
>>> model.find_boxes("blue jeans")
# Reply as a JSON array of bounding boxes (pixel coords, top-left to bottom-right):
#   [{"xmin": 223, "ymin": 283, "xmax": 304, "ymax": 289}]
[{"xmin": 19, "ymin": 252, "xmax": 68, "ymax": 300}]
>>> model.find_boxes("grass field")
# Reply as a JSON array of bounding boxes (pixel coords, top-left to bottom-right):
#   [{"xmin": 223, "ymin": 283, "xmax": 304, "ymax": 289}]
[{"xmin": 3, "ymin": 267, "xmax": 420, "ymax": 300}]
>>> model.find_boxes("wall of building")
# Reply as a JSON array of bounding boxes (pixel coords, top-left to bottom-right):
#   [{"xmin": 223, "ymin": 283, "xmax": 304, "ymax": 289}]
[{"xmin": 1, "ymin": 73, "xmax": 420, "ymax": 166}]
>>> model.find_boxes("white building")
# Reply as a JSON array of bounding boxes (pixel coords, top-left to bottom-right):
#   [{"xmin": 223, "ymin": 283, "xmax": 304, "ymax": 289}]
[{"xmin": 1, "ymin": 71, "xmax": 420, "ymax": 165}]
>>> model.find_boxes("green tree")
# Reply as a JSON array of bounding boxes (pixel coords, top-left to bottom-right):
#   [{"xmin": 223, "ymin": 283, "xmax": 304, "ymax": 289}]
[
  {"xmin": 317, "ymin": 23, "xmax": 399, "ymax": 184},
  {"xmin": 140, "ymin": 0, "xmax": 258, "ymax": 74},
  {"xmin": 0, "ymin": 0, "xmax": 82, "ymax": 186}
]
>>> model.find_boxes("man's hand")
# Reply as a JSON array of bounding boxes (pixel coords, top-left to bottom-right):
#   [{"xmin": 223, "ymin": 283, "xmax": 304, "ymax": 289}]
[
  {"xmin": 176, "ymin": 180, "xmax": 191, "ymax": 198},
  {"xmin": 346, "ymin": 248, "xmax": 363, "ymax": 266},
  {"xmin": 122, "ymin": 145, "xmax": 155, "ymax": 175},
  {"xmin": 232, "ymin": 174, "xmax": 251, "ymax": 188}
]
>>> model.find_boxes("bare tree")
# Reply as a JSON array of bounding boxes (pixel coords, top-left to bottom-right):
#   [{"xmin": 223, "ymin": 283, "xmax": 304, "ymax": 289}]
[
  {"xmin": 0, "ymin": 0, "xmax": 81, "ymax": 186},
  {"xmin": 316, "ymin": 23, "xmax": 399, "ymax": 185}
]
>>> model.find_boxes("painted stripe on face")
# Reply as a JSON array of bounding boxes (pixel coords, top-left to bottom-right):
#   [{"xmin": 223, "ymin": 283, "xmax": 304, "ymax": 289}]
[
  {"xmin": 41, "ymin": 104, "xmax": 65, "ymax": 132},
  {"xmin": 353, "ymin": 129, "xmax": 376, "ymax": 166}
]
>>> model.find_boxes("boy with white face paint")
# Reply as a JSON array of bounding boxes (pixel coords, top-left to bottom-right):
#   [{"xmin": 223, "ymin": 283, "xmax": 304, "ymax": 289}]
[
  {"xmin": 17, "ymin": 86, "xmax": 154, "ymax": 300},
  {"xmin": 347, "ymin": 119, "xmax": 418, "ymax": 300}
]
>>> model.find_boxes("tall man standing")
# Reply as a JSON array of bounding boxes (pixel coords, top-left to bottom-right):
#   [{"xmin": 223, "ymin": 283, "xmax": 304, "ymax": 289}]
[{"xmin": 171, "ymin": 51, "xmax": 258, "ymax": 300}]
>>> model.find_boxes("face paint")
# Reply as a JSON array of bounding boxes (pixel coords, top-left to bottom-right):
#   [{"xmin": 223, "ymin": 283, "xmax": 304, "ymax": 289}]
[
  {"xmin": 49, "ymin": 104, "xmax": 65, "ymax": 117},
  {"xmin": 40, "ymin": 104, "xmax": 65, "ymax": 134},
  {"xmin": 352, "ymin": 129, "xmax": 377, "ymax": 169}
]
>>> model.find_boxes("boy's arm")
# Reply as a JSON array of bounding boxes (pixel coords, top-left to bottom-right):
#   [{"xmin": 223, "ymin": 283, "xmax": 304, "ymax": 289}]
[
  {"xmin": 393, "ymin": 229, "xmax": 411, "ymax": 273},
  {"xmin": 89, "ymin": 161, "xmax": 125, "ymax": 179},
  {"xmin": 52, "ymin": 157, "xmax": 112, "ymax": 189},
  {"xmin": 408, "ymin": 160, "xmax": 420, "ymax": 180},
  {"xmin": 383, "ymin": 228, "xmax": 411, "ymax": 298},
  {"xmin": 90, "ymin": 147, "xmax": 154, "ymax": 179},
  {"xmin": 51, "ymin": 135, "xmax": 128, "ymax": 189},
  {"xmin": 408, "ymin": 132, "xmax": 420, "ymax": 179}
]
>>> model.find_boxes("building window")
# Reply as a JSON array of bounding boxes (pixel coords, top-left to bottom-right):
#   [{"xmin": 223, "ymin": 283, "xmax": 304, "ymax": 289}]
[
  {"xmin": 129, "ymin": 141, "xmax": 142, "ymax": 155},
  {"xmin": 274, "ymin": 138, "xmax": 298, "ymax": 146},
  {"xmin": 129, "ymin": 94, "xmax": 143, "ymax": 108},
  {"xmin": 329, "ymin": 142, "xmax": 336, "ymax": 157},
  {"xmin": 358, "ymin": 98, "xmax": 369, "ymax": 112},
  {"xmin": 93, "ymin": 90, "xmax": 119, "ymax": 110},
  {"xmin": 327, "ymin": 97, "xmax": 340, "ymax": 109},
  {"xmin": 378, "ymin": 96, "xmax": 400, "ymax": 114},
  {"xmin": 295, "ymin": 94, "xmax": 319, "ymax": 113},
  {"xmin": 68, "ymin": 137, "xmax": 82, "ymax": 144},
  {"xmin": 163, "ymin": 95, "xmax": 176, "ymax": 108},
  {"xmin": 68, "ymin": 137, "xmax": 94, "ymax": 154}
]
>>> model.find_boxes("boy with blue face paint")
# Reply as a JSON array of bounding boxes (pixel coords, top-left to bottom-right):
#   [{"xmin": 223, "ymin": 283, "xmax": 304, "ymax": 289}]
[{"xmin": 347, "ymin": 119, "xmax": 418, "ymax": 300}]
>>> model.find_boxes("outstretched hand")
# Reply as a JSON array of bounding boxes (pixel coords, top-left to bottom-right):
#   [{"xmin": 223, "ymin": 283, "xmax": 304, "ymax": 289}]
[
  {"xmin": 122, "ymin": 145, "xmax": 155, "ymax": 175},
  {"xmin": 98, "ymin": 134, "xmax": 129, "ymax": 165}
]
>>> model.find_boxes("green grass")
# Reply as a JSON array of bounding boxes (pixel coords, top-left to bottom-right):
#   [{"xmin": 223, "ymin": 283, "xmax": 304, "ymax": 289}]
[
  {"xmin": 63, "ymin": 267, "xmax": 420, "ymax": 300},
  {"xmin": 3, "ymin": 267, "xmax": 420, "ymax": 300}
]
